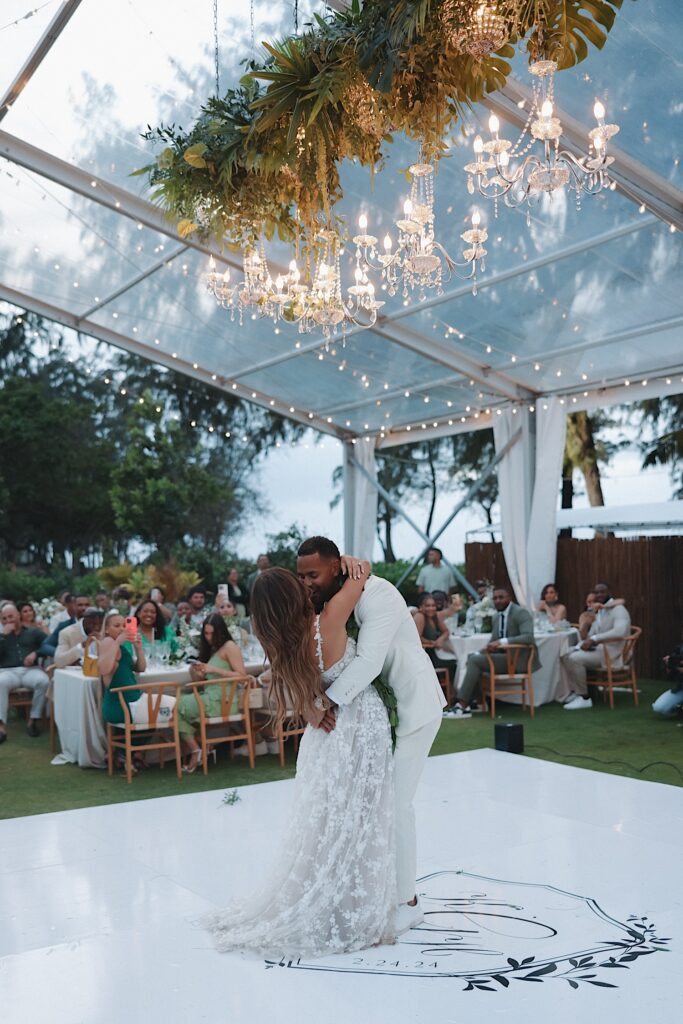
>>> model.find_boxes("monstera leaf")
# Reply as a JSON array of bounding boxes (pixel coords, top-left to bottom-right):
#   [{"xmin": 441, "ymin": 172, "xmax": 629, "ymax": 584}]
[{"xmin": 524, "ymin": 0, "xmax": 624, "ymax": 68}]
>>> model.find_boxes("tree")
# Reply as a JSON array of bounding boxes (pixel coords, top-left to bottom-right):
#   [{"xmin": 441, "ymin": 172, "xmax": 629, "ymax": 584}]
[
  {"xmin": 638, "ymin": 394, "xmax": 683, "ymax": 497},
  {"xmin": 0, "ymin": 344, "xmax": 121, "ymax": 567},
  {"xmin": 0, "ymin": 309, "xmax": 305, "ymax": 568},
  {"xmin": 110, "ymin": 401, "xmax": 251, "ymax": 559},
  {"xmin": 265, "ymin": 523, "xmax": 309, "ymax": 572}
]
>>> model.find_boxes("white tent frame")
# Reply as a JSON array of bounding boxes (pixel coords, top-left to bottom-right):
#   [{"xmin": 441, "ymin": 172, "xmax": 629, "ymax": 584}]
[{"xmin": 1, "ymin": 1, "xmax": 682, "ymax": 569}]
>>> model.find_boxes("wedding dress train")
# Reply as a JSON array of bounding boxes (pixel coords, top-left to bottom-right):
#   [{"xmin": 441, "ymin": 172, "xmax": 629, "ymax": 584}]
[{"xmin": 200, "ymin": 627, "xmax": 397, "ymax": 959}]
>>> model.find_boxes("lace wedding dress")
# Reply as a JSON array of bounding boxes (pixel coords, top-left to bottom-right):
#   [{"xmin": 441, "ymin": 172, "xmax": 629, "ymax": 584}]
[{"xmin": 200, "ymin": 620, "xmax": 397, "ymax": 959}]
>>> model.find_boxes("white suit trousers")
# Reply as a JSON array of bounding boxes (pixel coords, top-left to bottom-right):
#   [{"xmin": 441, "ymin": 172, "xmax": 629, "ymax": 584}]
[
  {"xmin": 393, "ymin": 714, "xmax": 442, "ymax": 903},
  {"xmin": 560, "ymin": 649, "xmax": 603, "ymax": 697}
]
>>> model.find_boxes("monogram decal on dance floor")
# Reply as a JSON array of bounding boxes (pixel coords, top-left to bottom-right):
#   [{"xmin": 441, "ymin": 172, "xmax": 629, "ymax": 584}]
[{"xmin": 265, "ymin": 870, "xmax": 671, "ymax": 990}]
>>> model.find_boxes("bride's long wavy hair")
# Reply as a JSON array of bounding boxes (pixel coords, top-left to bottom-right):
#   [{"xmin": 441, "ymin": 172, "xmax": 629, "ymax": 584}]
[{"xmin": 251, "ymin": 567, "xmax": 324, "ymax": 728}]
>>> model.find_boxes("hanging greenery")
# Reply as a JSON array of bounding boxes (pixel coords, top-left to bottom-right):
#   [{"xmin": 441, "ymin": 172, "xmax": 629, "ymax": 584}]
[{"xmin": 136, "ymin": 0, "xmax": 625, "ymax": 250}]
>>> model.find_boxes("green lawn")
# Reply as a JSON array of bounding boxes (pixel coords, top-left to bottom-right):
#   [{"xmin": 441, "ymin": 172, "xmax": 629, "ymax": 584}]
[{"xmin": 1, "ymin": 679, "xmax": 681, "ymax": 820}]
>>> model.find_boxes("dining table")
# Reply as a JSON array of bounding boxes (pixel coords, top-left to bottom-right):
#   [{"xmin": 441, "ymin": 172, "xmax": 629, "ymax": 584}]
[
  {"xmin": 51, "ymin": 642, "xmax": 269, "ymax": 769},
  {"xmin": 446, "ymin": 628, "xmax": 579, "ymax": 706}
]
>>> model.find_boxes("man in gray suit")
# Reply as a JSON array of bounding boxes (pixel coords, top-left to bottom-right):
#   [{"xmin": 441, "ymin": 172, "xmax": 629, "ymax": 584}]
[{"xmin": 445, "ymin": 586, "xmax": 539, "ymax": 716}]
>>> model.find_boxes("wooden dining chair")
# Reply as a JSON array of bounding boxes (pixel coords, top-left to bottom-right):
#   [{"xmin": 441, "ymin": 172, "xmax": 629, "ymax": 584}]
[
  {"xmin": 275, "ymin": 711, "xmax": 306, "ymax": 768},
  {"xmin": 434, "ymin": 667, "xmax": 454, "ymax": 707},
  {"xmin": 481, "ymin": 644, "xmax": 535, "ymax": 718},
  {"xmin": 586, "ymin": 627, "xmax": 642, "ymax": 709},
  {"xmin": 106, "ymin": 681, "xmax": 183, "ymax": 784},
  {"xmin": 190, "ymin": 674, "xmax": 257, "ymax": 774}
]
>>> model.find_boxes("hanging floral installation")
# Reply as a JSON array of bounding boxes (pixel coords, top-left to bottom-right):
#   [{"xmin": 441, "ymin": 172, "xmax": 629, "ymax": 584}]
[{"xmin": 137, "ymin": 1, "xmax": 624, "ymax": 251}]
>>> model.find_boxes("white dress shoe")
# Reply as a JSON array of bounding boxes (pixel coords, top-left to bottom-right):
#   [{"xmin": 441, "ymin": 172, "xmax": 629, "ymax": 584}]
[
  {"xmin": 563, "ymin": 695, "xmax": 593, "ymax": 710},
  {"xmin": 394, "ymin": 897, "xmax": 424, "ymax": 935}
]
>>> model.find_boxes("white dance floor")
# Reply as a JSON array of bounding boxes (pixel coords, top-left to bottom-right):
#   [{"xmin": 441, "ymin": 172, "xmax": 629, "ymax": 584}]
[{"xmin": 1, "ymin": 748, "xmax": 681, "ymax": 1024}]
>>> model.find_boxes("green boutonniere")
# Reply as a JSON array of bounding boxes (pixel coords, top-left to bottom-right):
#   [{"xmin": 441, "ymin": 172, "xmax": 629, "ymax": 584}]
[{"xmin": 346, "ymin": 615, "xmax": 399, "ymax": 751}]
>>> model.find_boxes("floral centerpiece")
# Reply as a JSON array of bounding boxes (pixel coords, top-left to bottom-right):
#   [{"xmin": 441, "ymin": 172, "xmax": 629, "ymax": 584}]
[
  {"xmin": 471, "ymin": 589, "xmax": 495, "ymax": 634},
  {"xmin": 34, "ymin": 597, "xmax": 63, "ymax": 629},
  {"xmin": 170, "ymin": 621, "xmax": 201, "ymax": 664}
]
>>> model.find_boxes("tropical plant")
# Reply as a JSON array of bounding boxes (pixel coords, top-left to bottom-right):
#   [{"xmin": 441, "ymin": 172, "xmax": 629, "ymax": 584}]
[
  {"xmin": 138, "ymin": 0, "xmax": 624, "ymax": 251},
  {"xmin": 638, "ymin": 394, "xmax": 683, "ymax": 498}
]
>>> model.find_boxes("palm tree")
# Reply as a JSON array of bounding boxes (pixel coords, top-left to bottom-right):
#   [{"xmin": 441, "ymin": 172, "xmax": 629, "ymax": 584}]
[{"xmin": 638, "ymin": 395, "xmax": 683, "ymax": 497}]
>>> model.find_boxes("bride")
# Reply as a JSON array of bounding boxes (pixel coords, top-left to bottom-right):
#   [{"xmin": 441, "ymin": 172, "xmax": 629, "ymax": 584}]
[{"xmin": 200, "ymin": 562, "xmax": 396, "ymax": 959}]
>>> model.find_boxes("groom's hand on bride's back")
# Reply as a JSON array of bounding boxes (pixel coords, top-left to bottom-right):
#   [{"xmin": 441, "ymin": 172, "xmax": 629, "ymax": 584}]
[
  {"xmin": 319, "ymin": 707, "xmax": 336, "ymax": 733},
  {"xmin": 306, "ymin": 704, "xmax": 337, "ymax": 732}
]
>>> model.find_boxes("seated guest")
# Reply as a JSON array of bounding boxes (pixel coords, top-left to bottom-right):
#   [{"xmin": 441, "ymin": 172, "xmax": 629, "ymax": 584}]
[
  {"xmin": 112, "ymin": 586, "xmax": 135, "ymax": 615},
  {"xmin": 416, "ymin": 547, "xmax": 456, "ymax": 595},
  {"xmin": 560, "ymin": 582, "xmax": 631, "ymax": 710},
  {"xmin": 146, "ymin": 587, "xmax": 173, "ymax": 623},
  {"xmin": 0, "ymin": 603, "xmax": 50, "ymax": 741},
  {"xmin": 187, "ymin": 586, "xmax": 208, "ymax": 626},
  {"xmin": 134, "ymin": 599, "xmax": 177, "ymax": 652},
  {"xmin": 100, "ymin": 612, "xmax": 176, "ymax": 743},
  {"xmin": 174, "ymin": 600, "xmax": 193, "ymax": 633},
  {"xmin": 578, "ymin": 590, "xmax": 626, "ymax": 639},
  {"xmin": 414, "ymin": 593, "xmax": 450, "ymax": 669},
  {"xmin": 652, "ymin": 629, "xmax": 683, "ymax": 717},
  {"xmin": 446, "ymin": 586, "xmax": 539, "ymax": 717},
  {"xmin": 537, "ymin": 583, "xmax": 568, "ymax": 625},
  {"xmin": 214, "ymin": 594, "xmax": 235, "ymax": 616},
  {"xmin": 18, "ymin": 601, "xmax": 38, "ymax": 628},
  {"xmin": 54, "ymin": 607, "xmax": 105, "ymax": 669},
  {"xmin": 95, "ymin": 591, "xmax": 111, "ymax": 612},
  {"xmin": 577, "ymin": 590, "xmax": 598, "ymax": 640},
  {"xmin": 176, "ymin": 613, "xmax": 253, "ymax": 772},
  {"xmin": 49, "ymin": 590, "xmax": 73, "ymax": 632},
  {"xmin": 227, "ymin": 567, "xmax": 249, "ymax": 618},
  {"xmin": 41, "ymin": 594, "xmax": 90, "ymax": 657}
]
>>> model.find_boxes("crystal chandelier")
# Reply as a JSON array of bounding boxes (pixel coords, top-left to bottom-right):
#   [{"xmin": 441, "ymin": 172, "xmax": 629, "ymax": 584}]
[
  {"xmin": 206, "ymin": 229, "xmax": 384, "ymax": 337},
  {"xmin": 353, "ymin": 158, "xmax": 488, "ymax": 298},
  {"xmin": 446, "ymin": 2, "xmax": 510, "ymax": 60},
  {"xmin": 465, "ymin": 59, "xmax": 620, "ymax": 218}
]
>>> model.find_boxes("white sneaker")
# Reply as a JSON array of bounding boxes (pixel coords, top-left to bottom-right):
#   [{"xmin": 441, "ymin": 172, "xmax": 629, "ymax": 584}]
[
  {"xmin": 394, "ymin": 897, "xmax": 424, "ymax": 935},
  {"xmin": 563, "ymin": 695, "xmax": 593, "ymax": 710},
  {"xmin": 234, "ymin": 740, "xmax": 268, "ymax": 756},
  {"xmin": 442, "ymin": 705, "xmax": 471, "ymax": 719}
]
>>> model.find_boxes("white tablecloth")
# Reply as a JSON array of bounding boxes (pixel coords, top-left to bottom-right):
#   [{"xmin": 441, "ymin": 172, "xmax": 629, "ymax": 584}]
[
  {"xmin": 448, "ymin": 630, "xmax": 578, "ymax": 706},
  {"xmin": 52, "ymin": 661, "xmax": 267, "ymax": 769},
  {"xmin": 51, "ymin": 666, "xmax": 191, "ymax": 769}
]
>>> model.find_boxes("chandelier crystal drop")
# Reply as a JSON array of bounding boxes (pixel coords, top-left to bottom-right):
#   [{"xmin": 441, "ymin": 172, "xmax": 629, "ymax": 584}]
[
  {"xmin": 465, "ymin": 59, "xmax": 619, "ymax": 216},
  {"xmin": 353, "ymin": 156, "xmax": 488, "ymax": 299}
]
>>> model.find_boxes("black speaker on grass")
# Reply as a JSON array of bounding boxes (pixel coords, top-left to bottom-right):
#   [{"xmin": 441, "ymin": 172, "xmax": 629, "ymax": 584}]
[{"xmin": 495, "ymin": 722, "xmax": 524, "ymax": 754}]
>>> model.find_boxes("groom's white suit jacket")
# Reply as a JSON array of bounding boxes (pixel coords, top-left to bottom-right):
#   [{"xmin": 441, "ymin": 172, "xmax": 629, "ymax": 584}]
[{"xmin": 325, "ymin": 575, "xmax": 446, "ymax": 736}]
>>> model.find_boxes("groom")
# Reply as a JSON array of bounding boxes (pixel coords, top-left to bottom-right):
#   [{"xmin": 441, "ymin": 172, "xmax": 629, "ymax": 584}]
[{"xmin": 297, "ymin": 536, "xmax": 446, "ymax": 934}]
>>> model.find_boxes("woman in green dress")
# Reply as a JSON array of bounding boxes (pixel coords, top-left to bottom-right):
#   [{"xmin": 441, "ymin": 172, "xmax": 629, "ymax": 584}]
[
  {"xmin": 134, "ymin": 599, "xmax": 178, "ymax": 655},
  {"xmin": 100, "ymin": 611, "xmax": 176, "ymax": 771},
  {"xmin": 177, "ymin": 612, "xmax": 254, "ymax": 773}
]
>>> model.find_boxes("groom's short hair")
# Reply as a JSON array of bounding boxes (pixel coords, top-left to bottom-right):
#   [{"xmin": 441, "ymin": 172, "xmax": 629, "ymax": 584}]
[{"xmin": 298, "ymin": 536, "xmax": 340, "ymax": 561}]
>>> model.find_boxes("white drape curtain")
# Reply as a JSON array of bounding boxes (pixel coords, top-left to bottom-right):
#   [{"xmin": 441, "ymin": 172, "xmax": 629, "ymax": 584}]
[
  {"xmin": 493, "ymin": 399, "xmax": 566, "ymax": 609},
  {"xmin": 343, "ymin": 438, "xmax": 378, "ymax": 560}
]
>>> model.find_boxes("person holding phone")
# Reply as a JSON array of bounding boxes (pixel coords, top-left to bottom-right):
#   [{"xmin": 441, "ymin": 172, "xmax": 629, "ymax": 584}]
[{"xmin": 99, "ymin": 613, "xmax": 176, "ymax": 765}]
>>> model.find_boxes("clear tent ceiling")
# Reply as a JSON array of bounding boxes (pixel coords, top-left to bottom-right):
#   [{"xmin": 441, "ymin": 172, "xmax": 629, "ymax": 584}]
[{"xmin": 0, "ymin": 0, "xmax": 681, "ymax": 443}]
